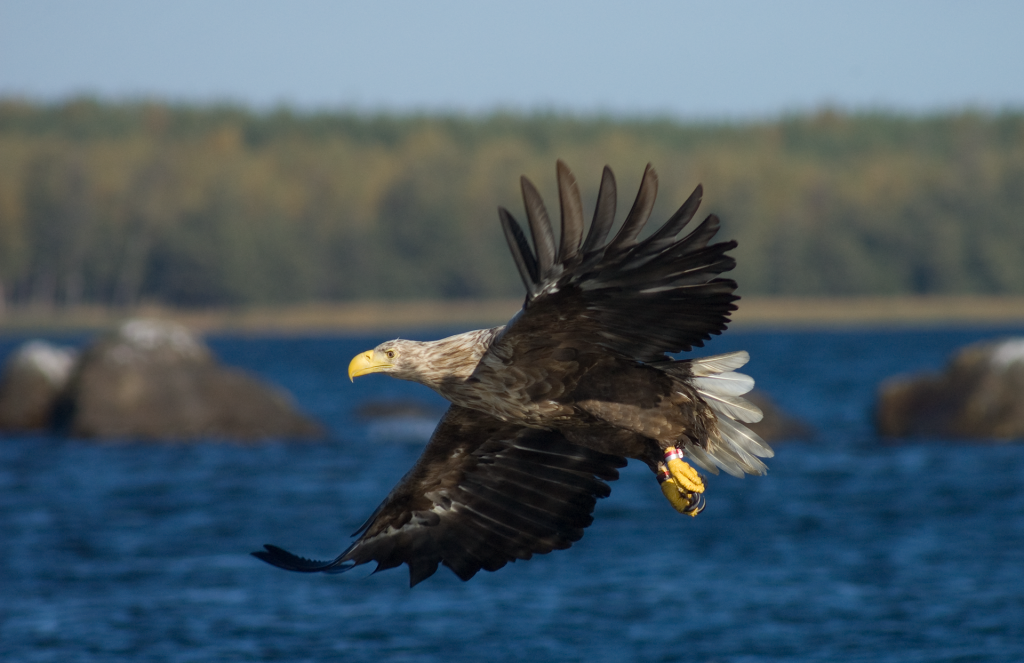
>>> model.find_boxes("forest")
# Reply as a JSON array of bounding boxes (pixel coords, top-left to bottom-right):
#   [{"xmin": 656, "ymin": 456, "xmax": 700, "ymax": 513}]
[{"xmin": 1, "ymin": 99, "xmax": 1022, "ymax": 308}]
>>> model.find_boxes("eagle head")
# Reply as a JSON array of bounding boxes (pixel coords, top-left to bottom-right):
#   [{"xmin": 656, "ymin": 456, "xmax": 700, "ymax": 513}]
[
  {"xmin": 348, "ymin": 339, "xmax": 421, "ymax": 381},
  {"xmin": 349, "ymin": 331, "xmax": 494, "ymax": 387}
]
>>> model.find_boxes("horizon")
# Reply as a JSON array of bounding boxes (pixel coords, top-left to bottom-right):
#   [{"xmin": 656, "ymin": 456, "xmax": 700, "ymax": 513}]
[
  {"xmin": 2, "ymin": 1, "xmax": 1022, "ymax": 120},
  {"xmin": 4, "ymin": 96, "xmax": 1021, "ymax": 125}
]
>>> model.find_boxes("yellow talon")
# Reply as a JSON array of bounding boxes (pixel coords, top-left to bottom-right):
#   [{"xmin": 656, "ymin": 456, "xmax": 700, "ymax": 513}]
[
  {"xmin": 660, "ymin": 478, "xmax": 702, "ymax": 516},
  {"xmin": 665, "ymin": 447, "xmax": 705, "ymax": 494},
  {"xmin": 657, "ymin": 456, "xmax": 706, "ymax": 518}
]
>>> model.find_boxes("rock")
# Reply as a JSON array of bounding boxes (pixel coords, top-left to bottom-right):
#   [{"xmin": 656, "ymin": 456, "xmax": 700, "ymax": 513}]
[
  {"xmin": 0, "ymin": 340, "xmax": 78, "ymax": 431},
  {"xmin": 744, "ymin": 389, "xmax": 814, "ymax": 443},
  {"xmin": 876, "ymin": 337, "xmax": 1024, "ymax": 440},
  {"xmin": 64, "ymin": 319, "xmax": 323, "ymax": 441}
]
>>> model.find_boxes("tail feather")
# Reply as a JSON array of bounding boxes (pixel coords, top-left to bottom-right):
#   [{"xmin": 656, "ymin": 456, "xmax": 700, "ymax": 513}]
[
  {"xmin": 698, "ymin": 390, "xmax": 763, "ymax": 424},
  {"xmin": 681, "ymin": 442, "xmax": 721, "ymax": 475},
  {"xmin": 667, "ymin": 350, "xmax": 774, "ymax": 477},
  {"xmin": 689, "ymin": 371, "xmax": 755, "ymax": 397},
  {"xmin": 687, "ymin": 350, "xmax": 750, "ymax": 376},
  {"xmin": 717, "ymin": 414, "xmax": 774, "ymax": 459}
]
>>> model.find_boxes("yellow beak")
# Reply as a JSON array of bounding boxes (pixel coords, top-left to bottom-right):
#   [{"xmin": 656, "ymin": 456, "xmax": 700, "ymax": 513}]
[{"xmin": 348, "ymin": 350, "xmax": 390, "ymax": 381}]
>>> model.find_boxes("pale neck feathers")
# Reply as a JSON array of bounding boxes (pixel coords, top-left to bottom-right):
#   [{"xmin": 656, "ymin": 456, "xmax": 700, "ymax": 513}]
[{"xmin": 387, "ymin": 327, "xmax": 503, "ymax": 389}]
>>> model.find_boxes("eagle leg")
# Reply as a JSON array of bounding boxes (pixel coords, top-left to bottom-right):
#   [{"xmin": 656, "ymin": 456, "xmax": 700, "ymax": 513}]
[
  {"xmin": 656, "ymin": 448, "xmax": 706, "ymax": 517},
  {"xmin": 657, "ymin": 469, "xmax": 705, "ymax": 517},
  {"xmin": 664, "ymin": 447, "xmax": 705, "ymax": 493}
]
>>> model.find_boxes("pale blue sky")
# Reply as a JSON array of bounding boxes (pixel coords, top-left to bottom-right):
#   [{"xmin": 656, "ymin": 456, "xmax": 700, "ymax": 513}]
[{"xmin": 1, "ymin": 0, "xmax": 1022, "ymax": 118}]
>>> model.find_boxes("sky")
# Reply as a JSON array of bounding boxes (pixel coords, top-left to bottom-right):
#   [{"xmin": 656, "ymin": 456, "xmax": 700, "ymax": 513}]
[{"xmin": 1, "ymin": 0, "xmax": 1022, "ymax": 119}]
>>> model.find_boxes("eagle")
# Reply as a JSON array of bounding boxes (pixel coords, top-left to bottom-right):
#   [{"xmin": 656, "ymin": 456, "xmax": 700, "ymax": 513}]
[{"xmin": 254, "ymin": 161, "xmax": 772, "ymax": 586}]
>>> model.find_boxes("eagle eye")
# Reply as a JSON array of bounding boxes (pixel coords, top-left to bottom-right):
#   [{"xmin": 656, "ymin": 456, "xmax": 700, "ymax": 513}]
[{"xmin": 385, "ymin": 350, "xmax": 396, "ymax": 360}]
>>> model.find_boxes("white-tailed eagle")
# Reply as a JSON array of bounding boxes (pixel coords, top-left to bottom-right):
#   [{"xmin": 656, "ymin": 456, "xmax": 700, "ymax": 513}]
[{"xmin": 254, "ymin": 161, "xmax": 772, "ymax": 586}]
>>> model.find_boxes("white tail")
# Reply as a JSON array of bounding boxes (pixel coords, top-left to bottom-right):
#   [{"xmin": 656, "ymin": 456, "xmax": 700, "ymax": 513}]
[{"xmin": 680, "ymin": 351, "xmax": 774, "ymax": 477}]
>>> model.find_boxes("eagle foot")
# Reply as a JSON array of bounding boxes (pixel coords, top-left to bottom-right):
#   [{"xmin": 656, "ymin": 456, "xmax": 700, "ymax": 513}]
[
  {"xmin": 657, "ymin": 463, "xmax": 706, "ymax": 517},
  {"xmin": 664, "ymin": 448, "xmax": 705, "ymax": 494}
]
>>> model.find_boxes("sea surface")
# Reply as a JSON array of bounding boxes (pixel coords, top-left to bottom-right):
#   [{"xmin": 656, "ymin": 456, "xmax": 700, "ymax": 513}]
[{"xmin": 2, "ymin": 327, "xmax": 1023, "ymax": 663}]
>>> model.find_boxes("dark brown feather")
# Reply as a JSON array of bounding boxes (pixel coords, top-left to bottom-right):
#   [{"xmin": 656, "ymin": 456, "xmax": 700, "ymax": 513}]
[
  {"xmin": 499, "ymin": 207, "xmax": 539, "ymax": 296},
  {"xmin": 580, "ymin": 166, "xmax": 617, "ymax": 257},
  {"xmin": 556, "ymin": 159, "xmax": 584, "ymax": 264},
  {"xmin": 605, "ymin": 163, "xmax": 658, "ymax": 256},
  {"xmin": 520, "ymin": 176, "xmax": 557, "ymax": 280},
  {"xmin": 630, "ymin": 184, "xmax": 703, "ymax": 259},
  {"xmin": 253, "ymin": 405, "xmax": 625, "ymax": 586}
]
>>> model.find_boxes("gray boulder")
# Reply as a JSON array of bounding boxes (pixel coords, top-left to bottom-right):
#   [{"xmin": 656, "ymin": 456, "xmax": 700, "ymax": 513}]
[
  {"xmin": 876, "ymin": 337, "xmax": 1024, "ymax": 440},
  {"xmin": 0, "ymin": 340, "xmax": 78, "ymax": 431},
  {"xmin": 64, "ymin": 319, "xmax": 323, "ymax": 441}
]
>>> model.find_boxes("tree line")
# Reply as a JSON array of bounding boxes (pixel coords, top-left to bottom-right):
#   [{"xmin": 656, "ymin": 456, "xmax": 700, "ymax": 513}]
[{"xmin": 1, "ymin": 98, "xmax": 1022, "ymax": 308}]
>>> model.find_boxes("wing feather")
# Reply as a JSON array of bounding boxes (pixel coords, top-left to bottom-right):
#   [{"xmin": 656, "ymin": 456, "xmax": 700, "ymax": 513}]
[
  {"xmin": 253, "ymin": 405, "xmax": 625, "ymax": 586},
  {"xmin": 580, "ymin": 166, "xmax": 617, "ymax": 257},
  {"xmin": 606, "ymin": 162, "xmax": 658, "ymax": 256},
  {"xmin": 499, "ymin": 207, "xmax": 540, "ymax": 295},
  {"xmin": 520, "ymin": 176, "xmax": 558, "ymax": 281},
  {"xmin": 556, "ymin": 159, "xmax": 584, "ymax": 264},
  {"xmin": 629, "ymin": 184, "xmax": 703, "ymax": 260},
  {"xmin": 492, "ymin": 162, "xmax": 738, "ymax": 363}
]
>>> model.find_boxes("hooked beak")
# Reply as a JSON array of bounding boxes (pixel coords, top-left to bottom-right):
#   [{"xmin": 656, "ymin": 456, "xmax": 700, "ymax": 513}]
[{"xmin": 348, "ymin": 350, "xmax": 390, "ymax": 381}]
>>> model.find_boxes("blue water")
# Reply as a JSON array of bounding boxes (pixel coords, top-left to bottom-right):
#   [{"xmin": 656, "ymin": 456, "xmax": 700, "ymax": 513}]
[{"xmin": 2, "ymin": 327, "xmax": 1024, "ymax": 662}]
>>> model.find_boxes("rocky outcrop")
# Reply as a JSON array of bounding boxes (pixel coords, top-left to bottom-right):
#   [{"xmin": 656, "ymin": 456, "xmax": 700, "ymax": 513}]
[
  {"xmin": 744, "ymin": 389, "xmax": 814, "ymax": 443},
  {"xmin": 64, "ymin": 319, "xmax": 324, "ymax": 440},
  {"xmin": 876, "ymin": 337, "xmax": 1024, "ymax": 440},
  {"xmin": 0, "ymin": 319, "xmax": 323, "ymax": 441},
  {"xmin": 0, "ymin": 341, "xmax": 78, "ymax": 430}
]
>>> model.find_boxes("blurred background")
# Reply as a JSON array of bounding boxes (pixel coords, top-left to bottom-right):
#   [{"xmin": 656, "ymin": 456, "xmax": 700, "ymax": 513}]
[
  {"xmin": 1, "ymin": 0, "xmax": 1023, "ymax": 319},
  {"xmin": 2, "ymin": 2, "xmax": 1024, "ymax": 662}
]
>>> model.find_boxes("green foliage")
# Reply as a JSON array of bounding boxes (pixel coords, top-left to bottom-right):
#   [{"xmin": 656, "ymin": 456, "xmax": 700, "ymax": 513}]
[{"xmin": 0, "ymin": 99, "xmax": 1022, "ymax": 306}]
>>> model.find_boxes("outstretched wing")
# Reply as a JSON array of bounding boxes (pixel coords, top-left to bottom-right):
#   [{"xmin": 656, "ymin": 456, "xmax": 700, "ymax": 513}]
[
  {"xmin": 496, "ymin": 160, "xmax": 738, "ymax": 363},
  {"xmin": 253, "ymin": 405, "xmax": 626, "ymax": 586}
]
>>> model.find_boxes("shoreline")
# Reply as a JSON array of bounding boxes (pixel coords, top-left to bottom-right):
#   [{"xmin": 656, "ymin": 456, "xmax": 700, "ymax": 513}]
[{"xmin": 2, "ymin": 296, "xmax": 1024, "ymax": 335}]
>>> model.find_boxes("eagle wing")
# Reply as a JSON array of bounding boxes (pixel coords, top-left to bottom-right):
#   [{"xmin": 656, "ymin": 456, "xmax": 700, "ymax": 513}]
[
  {"xmin": 252, "ymin": 404, "xmax": 626, "ymax": 586},
  {"xmin": 488, "ymin": 162, "xmax": 773, "ymax": 479},
  {"xmin": 494, "ymin": 161, "xmax": 738, "ymax": 363}
]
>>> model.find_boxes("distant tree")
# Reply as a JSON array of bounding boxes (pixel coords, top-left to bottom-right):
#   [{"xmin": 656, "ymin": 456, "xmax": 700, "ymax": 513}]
[{"xmin": 0, "ymin": 100, "xmax": 1021, "ymax": 307}]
